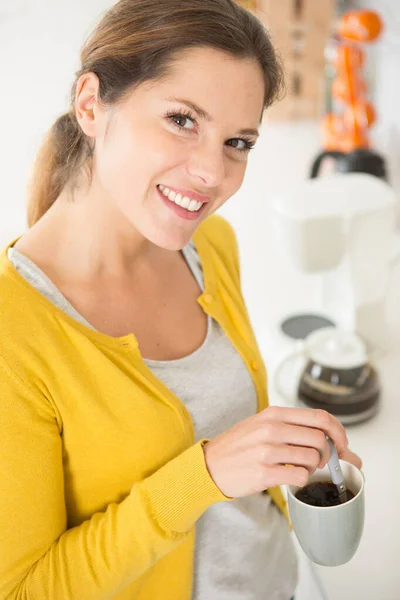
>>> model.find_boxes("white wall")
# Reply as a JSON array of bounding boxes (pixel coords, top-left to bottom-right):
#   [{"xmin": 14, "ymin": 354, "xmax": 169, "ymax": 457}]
[{"xmin": 0, "ymin": 0, "xmax": 113, "ymax": 236}]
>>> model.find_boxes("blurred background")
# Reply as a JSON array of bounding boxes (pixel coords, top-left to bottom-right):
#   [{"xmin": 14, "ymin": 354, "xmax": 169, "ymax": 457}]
[{"xmin": 1, "ymin": 1, "xmax": 400, "ymax": 598}]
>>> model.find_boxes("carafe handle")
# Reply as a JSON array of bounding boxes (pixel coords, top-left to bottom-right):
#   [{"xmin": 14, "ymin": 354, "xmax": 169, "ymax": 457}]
[{"xmin": 310, "ymin": 151, "xmax": 345, "ymax": 178}]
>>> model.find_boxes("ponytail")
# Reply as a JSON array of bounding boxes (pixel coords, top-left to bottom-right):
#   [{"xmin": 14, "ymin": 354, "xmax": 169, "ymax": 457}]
[{"xmin": 27, "ymin": 111, "xmax": 93, "ymax": 226}]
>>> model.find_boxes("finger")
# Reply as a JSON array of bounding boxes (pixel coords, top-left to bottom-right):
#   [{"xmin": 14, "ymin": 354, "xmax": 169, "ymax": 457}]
[
  {"xmin": 264, "ymin": 407, "xmax": 348, "ymax": 455},
  {"xmin": 262, "ymin": 421, "xmax": 330, "ymax": 463},
  {"xmin": 261, "ymin": 465, "xmax": 310, "ymax": 489},
  {"xmin": 339, "ymin": 447, "xmax": 363, "ymax": 470},
  {"xmin": 261, "ymin": 443, "xmax": 321, "ymax": 475}
]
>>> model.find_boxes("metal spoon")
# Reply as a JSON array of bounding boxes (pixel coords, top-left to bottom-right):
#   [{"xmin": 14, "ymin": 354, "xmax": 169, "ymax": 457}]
[{"xmin": 326, "ymin": 436, "xmax": 348, "ymax": 503}]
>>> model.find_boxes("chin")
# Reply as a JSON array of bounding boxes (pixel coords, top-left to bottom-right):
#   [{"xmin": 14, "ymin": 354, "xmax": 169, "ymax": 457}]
[{"xmin": 144, "ymin": 224, "xmax": 195, "ymax": 252}]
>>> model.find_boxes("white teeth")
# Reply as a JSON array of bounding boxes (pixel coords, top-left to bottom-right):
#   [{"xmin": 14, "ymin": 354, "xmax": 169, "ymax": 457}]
[
  {"xmin": 158, "ymin": 185, "xmax": 203, "ymax": 212},
  {"xmin": 181, "ymin": 196, "xmax": 191, "ymax": 209}
]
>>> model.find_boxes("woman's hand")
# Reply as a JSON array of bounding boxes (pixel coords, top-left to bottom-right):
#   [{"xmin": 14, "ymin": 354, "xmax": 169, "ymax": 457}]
[
  {"xmin": 338, "ymin": 447, "xmax": 362, "ymax": 470},
  {"xmin": 203, "ymin": 406, "xmax": 361, "ymax": 498}
]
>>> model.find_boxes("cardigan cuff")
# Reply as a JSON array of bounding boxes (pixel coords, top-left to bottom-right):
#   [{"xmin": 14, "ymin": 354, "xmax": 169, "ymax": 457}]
[{"xmin": 140, "ymin": 439, "xmax": 231, "ymax": 534}]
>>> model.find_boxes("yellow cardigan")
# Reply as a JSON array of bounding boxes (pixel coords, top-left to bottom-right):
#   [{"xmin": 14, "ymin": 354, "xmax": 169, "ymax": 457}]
[{"xmin": 0, "ymin": 215, "xmax": 288, "ymax": 600}]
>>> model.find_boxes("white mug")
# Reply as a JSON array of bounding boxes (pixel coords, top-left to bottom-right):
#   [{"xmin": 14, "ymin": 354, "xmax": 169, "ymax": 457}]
[{"xmin": 287, "ymin": 460, "xmax": 365, "ymax": 566}]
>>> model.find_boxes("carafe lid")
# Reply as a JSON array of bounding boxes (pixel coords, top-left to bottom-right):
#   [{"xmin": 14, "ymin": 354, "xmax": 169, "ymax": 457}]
[{"xmin": 305, "ymin": 327, "xmax": 368, "ymax": 369}]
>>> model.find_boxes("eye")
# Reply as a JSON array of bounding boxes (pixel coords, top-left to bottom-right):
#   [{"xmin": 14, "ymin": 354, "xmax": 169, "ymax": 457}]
[
  {"xmin": 226, "ymin": 138, "xmax": 256, "ymax": 153},
  {"xmin": 166, "ymin": 110, "xmax": 197, "ymax": 131},
  {"xmin": 165, "ymin": 109, "xmax": 256, "ymax": 154}
]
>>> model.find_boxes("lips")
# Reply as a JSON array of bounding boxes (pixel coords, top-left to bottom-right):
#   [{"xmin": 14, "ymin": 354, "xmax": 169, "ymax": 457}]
[
  {"xmin": 156, "ymin": 186, "xmax": 208, "ymax": 221},
  {"xmin": 158, "ymin": 184, "xmax": 210, "ymax": 204}
]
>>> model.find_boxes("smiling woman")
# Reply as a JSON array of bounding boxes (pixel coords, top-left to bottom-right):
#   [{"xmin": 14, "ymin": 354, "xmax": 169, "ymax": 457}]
[
  {"xmin": 0, "ymin": 1, "xmax": 361, "ymax": 599},
  {"xmin": 26, "ymin": 1, "xmax": 285, "ymax": 231}
]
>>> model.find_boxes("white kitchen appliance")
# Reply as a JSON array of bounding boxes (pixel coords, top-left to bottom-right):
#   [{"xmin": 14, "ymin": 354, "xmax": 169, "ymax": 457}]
[
  {"xmin": 272, "ymin": 172, "xmax": 400, "ymax": 352},
  {"xmin": 269, "ymin": 172, "xmax": 399, "ymax": 424}
]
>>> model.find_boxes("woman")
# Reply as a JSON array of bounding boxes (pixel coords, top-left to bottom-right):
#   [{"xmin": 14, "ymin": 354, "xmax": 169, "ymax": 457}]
[{"xmin": 0, "ymin": 1, "xmax": 361, "ymax": 599}]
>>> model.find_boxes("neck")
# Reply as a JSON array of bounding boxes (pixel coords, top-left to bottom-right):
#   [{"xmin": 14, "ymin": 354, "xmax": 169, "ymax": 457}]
[{"xmin": 18, "ymin": 187, "xmax": 175, "ymax": 284}]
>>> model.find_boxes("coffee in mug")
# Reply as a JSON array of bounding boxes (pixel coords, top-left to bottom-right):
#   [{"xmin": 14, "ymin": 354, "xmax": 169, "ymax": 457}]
[{"xmin": 295, "ymin": 481, "xmax": 355, "ymax": 507}]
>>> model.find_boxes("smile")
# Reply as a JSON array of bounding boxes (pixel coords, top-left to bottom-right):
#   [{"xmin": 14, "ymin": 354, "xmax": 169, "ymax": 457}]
[{"xmin": 157, "ymin": 185, "xmax": 204, "ymax": 212}]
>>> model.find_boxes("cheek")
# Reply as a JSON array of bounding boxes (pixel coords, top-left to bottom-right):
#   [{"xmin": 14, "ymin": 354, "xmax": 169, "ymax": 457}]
[
  {"xmin": 96, "ymin": 129, "xmax": 141, "ymax": 192},
  {"xmin": 235, "ymin": 162, "xmax": 247, "ymax": 187},
  {"xmin": 102, "ymin": 126, "xmax": 188, "ymax": 190},
  {"xmin": 214, "ymin": 161, "xmax": 247, "ymax": 210},
  {"xmin": 146, "ymin": 131, "xmax": 189, "ymax": 175},
  {"xmin": 226, "ymin": 161, "xmax": 247, "ymax": 194}
]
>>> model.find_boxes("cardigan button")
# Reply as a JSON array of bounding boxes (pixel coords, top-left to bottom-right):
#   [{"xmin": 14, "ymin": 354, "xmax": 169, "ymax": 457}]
[
  {"xmin": 251, "ymin": 359, "xmax": 260, "ymax": 371},
  {"xmin": 203, "ymin": 293, "xmax": 213, "ymax": 305}
]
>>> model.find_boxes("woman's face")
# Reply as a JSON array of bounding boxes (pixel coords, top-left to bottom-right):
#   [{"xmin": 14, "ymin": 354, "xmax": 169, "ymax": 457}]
[{"xmin": 83, "ymin": 46, "xmax": 265, "ymax": 250}]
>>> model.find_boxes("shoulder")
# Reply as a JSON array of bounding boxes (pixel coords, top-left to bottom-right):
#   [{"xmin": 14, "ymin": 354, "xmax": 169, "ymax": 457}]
[
  {"xmin": 0, "ymin": 255, "xmax": 47, "ymax": 366},
  {"xmin": 194, "ymin": 214, "xmax": 238, "ymax": 251},
  {"xmin": 0, "ymin": 270, "xmax": 24, "ymax": 315},
  {"xmin": 0, "ymin": 269, "xmax": 34, "ymax": 349},
  {"xmin": 193, "ymin": 214, "xmax": 240, "ymax": 270},
  {"xmin": 193, "ymin": 214, "xmax": 241, "ymax": 283}
]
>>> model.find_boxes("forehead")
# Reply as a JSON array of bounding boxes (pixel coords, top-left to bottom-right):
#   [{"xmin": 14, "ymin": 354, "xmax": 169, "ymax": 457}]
[{"xmin": 140, "ymin": 46, "xmax": 265, "ymax": 124}]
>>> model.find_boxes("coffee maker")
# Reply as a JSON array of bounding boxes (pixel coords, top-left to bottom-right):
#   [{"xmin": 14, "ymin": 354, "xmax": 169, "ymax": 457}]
[
  {"xmin": 273, "ymin": 172, "xmax": 399, "ymax": 351},
  {"xmin": 271, "ymin": 172, "xmax": 399, "ymax": 424}
]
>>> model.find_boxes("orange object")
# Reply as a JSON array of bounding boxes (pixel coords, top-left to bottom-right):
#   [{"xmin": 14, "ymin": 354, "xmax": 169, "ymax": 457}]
[
  {"xmin": 334, "ymin": 44, "xmax": 365, "ymax": 73},
  {"xmin": 322, "ymin": 114, "xmax": 336, "ymax": 132},
  {"xmin": 322, "ymin": 132, "xmax": 342, "ymax": 152},
  {"xmin": 337, "ymin": 10, "xmax": 383, "ymax": 43},
  {"xmin": 343, "ymin": 100, "xmax": 377, "ymax": 130},
  {"xmin": 321, "ymin": 113, "xmax": 344, "ymax": 150},
  {"xmin": 338, "ymin": 132, "xmax": 370, "ymax": 152},
  {"xmin": 321, "ymin": 113, "xmax": 345, "ymax": 136},
  {"xmin": 331, "ymin": 75, "xmax": 367, "ymax": 104}
]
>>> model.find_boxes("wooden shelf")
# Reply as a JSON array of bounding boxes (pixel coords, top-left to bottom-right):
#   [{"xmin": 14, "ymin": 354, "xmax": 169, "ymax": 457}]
[{"xmin": 236, "ymin": 0, "xmax": 336, "ymax": 120}]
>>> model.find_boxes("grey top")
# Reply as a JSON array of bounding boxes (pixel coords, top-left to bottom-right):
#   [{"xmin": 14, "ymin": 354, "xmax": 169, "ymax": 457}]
[{"xmin": 7, "ymin": 241, "xmax": 298, "ymax": 600}]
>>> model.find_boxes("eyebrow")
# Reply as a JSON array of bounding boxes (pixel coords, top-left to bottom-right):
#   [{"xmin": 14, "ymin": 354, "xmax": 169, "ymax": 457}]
[{"xmin": 165, "ymin": 96, "xmax": 260, "ymax": 138}]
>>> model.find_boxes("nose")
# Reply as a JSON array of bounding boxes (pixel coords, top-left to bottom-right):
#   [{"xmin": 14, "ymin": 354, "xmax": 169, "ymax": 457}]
[{"xmin": 186, "ymin": 140, "xmax": 226, "ymax": 188}]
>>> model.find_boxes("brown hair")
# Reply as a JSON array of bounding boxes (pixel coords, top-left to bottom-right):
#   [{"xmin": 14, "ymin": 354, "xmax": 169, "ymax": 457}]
[{"xmin": 27, "ymin": 0, "xmax": 284, "ymax": 226}]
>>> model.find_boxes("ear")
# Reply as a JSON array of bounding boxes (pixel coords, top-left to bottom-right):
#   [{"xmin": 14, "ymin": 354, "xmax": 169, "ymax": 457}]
[{"xmin": 74, "ymin": 72, "xmax": 106, "ymax": 138}]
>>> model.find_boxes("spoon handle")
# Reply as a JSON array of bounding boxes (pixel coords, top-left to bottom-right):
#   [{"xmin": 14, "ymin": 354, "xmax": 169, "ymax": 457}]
[{"xmin": 326, "ymin": 436, "xmax": 348, "ymax": 502}]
